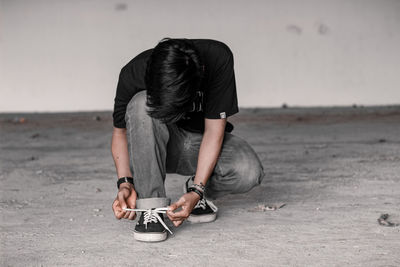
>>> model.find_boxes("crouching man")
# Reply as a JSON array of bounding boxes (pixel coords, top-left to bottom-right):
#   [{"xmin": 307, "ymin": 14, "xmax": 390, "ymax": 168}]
[{"xmin": 111, "ymin": 38, "xmax": 265, "ymax": 242}]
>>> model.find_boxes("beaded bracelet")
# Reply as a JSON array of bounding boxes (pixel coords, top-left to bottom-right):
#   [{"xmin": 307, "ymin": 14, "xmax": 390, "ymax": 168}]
[
  {"xmin": 192, "ymin": 183, "xmax": 205, "ymax": 192},
  {"xmin": 187, "ymin": 187, "xmax": 204, "ymax": 199}
]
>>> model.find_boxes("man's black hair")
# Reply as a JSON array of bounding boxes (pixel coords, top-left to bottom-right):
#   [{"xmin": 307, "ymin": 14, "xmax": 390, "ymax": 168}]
[{"xmin": 145, "ymin": 37, "xmax": 204, "ymax": 123}]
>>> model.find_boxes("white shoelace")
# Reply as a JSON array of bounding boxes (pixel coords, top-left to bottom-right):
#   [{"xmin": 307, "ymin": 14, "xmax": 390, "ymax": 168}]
[
  {"xmin": 123, "ymin": 207, "xmax": 173, "ymax": 235},
  {"xmin": 194, "ymin": 199, "xmax": 218, "ymax": 212},
  {"xmin": 195, "ymin": 198, "xmax": 207, "ymax": 209}
]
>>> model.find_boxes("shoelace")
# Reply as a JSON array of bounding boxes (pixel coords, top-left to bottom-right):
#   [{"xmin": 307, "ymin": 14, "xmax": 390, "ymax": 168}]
[
  {"xmin": 194, "ymin": 198, "xmax": 218, "ymax": 212},
  {"xmin": 123, "ymin": 207, "xmax": 173, "ymax": 235},
  {"xmin": 195, "ymin": 198, "xmax": 207, "ymax": 209}
]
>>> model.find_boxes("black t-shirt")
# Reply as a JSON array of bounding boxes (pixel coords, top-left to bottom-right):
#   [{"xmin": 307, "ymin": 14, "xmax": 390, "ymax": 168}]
[{"xmin": 112, "ymin": 39, "xmax": 239, "ymax": 133}]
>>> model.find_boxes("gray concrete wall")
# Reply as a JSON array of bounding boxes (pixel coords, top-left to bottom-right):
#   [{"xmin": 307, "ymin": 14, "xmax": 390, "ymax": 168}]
[{"xmin": 1, "ymin": 0, "xmax": 399, "ymax": 112}]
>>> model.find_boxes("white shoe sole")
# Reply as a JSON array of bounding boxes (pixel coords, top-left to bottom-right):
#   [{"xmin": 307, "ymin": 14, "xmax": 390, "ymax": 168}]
[
  {"xmin": 133, "ymin": 230, "xmax": 167, "ymax": 242},
  {"xmin": 187, "ymin": 213, "xmax": 217, "ymax": 223}
]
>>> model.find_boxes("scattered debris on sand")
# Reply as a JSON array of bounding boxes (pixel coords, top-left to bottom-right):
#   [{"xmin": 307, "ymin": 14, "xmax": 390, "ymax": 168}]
[
  {"xmin": 248, "ymin": 203, "xmax": 286, "ymax": 212},
  {"xmin": 9, "ymin": 117, "xmax": 26, "ymax": 123},
  {"xmin": 377, "ymin": 214, "xmax": 399, "ymax": 227}
]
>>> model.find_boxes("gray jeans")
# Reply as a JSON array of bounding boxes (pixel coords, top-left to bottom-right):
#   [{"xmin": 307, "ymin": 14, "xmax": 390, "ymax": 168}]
[{"xmin": 125, "ymin": 91, "xmax": 265, "ymax": 200}]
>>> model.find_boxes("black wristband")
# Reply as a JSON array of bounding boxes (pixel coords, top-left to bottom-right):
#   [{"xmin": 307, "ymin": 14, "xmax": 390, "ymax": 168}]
[
  {"xmin": 117, "ymin": 177, "xmax": 134, "ymax": 189},
  {"xmin": 187, "ymin": 187, "xmax": 203, "ymax": 199}
]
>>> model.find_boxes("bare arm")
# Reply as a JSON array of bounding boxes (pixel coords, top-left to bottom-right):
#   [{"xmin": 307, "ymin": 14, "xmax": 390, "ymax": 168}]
[
  {"xmin": 167, "ymin": 118, "xmax": 226, "ymax": 226},
  {"xmin": 111, "ymin": 127, "xmax": 137, "ymax": 220},
  {"xmin": 111, "ymin": 127, "xmax": 132, "ymax": 178},
  {"xmin": 193, "ymin": 118, "xmax": 227, "ymax": 186}
]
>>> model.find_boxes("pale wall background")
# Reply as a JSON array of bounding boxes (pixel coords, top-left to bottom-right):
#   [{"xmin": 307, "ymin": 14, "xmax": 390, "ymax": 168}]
[{"xmin": 1, "ymin": 0, "xmax": 399, "ymax": 112}]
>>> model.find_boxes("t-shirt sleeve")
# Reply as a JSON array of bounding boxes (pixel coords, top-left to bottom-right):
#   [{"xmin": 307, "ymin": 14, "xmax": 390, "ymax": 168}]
[
  {"xmin": 112, "ymin": 50, "xmax": 151, "ymax": 128},
  {"xmin": 204, "ymin": 47, "xmax": 239, "ymax": 119},
  {"xmin": 112, "ymin": 66, "xmax": 136, "ymax": 128}
]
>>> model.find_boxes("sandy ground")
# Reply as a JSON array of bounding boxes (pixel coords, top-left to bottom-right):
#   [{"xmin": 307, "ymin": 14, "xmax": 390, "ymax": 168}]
[{"xmin": 1, "ymin": 106, "xmax": 400, "ymax": 266}]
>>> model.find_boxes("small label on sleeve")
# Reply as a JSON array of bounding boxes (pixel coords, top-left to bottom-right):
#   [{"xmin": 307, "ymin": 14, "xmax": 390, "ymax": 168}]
[{"xmin": 220, "ymin": 112, "xmax": 226, "ymax": 119}]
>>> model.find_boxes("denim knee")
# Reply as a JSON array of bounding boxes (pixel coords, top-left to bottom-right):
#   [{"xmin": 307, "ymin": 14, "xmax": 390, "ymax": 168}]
[
  {"xmin": 209, "ymin": 146, "xmax": 265, "ymax": 198},
  {"xmin": 232, "ymin": 152, "xmax": 265, "ymax": 193}
]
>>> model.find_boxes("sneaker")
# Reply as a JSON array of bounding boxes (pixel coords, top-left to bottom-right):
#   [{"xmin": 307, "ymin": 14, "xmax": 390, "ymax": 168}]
[
  {"xmin": 130, "ymin": 208, "xmax": 172, "ymax": 242},
  {"xmin": 183, "ymin": 176, "xmax": 218, "ymax": 223},
  {"xmin": 188, "ymin": 197, "xmax": 218, "ymax": 223}
]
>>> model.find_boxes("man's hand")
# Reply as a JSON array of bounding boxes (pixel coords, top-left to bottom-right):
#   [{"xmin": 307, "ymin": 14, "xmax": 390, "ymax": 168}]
[
  {"xmin": 112, "ymin": 183, "xmax": 137, "ymax": 220},
  {"xmin": 166, "ymin": 192, "xmax": 201, "ymax": 227}
]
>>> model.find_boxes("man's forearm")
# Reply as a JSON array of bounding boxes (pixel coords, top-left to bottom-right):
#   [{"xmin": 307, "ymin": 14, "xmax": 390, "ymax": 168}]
[
  {"xmin": 111, "ymin": 127, "xmax": 132, "ymax": 179},
  {"xmin": 193, "ymin": 119, "xmax": 226, "ymax": 186}
]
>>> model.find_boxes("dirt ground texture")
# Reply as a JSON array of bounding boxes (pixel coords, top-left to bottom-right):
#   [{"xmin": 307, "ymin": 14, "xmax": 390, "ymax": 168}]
[{"xmin": 1, "ymin": 106, "xmax": 399, "ymax": 266}]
